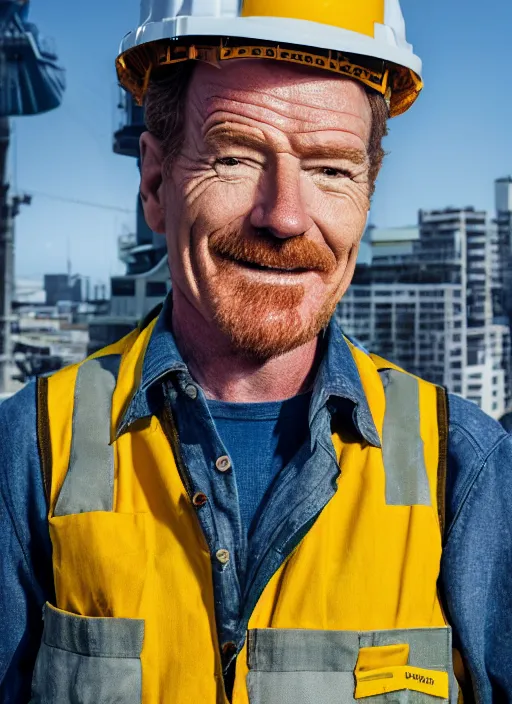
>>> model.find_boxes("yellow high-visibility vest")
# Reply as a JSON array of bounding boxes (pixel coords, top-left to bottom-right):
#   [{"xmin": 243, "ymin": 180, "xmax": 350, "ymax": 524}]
[{"xmin": 30, "ymin": 318, "xmax": 460, "ymax": 703}]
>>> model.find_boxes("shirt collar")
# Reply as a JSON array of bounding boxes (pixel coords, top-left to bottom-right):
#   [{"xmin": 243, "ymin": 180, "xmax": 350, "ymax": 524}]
[
  {"xmin": 117, "ymin": 295, "xmax": 380, "ymax": 448},
  {"xmin": 311, "ymin": 321, "xmax": 381, "ymax": 448},
  {"xmin": 116, "ymin": 297, "xmax": 186, "ymax": 437}
]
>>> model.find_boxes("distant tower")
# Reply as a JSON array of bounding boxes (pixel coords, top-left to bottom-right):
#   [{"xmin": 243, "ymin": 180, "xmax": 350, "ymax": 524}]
[
  {"xmin": 494, "ymin": 177, "xmax": 512, "ymax": 321},
  {"xmin": 66, "ymin": 236, "xmax": 72, "ymax": 283},
  {"xmin": 0, "ymin": 0, "xmax": 65, "ymax": 391}
]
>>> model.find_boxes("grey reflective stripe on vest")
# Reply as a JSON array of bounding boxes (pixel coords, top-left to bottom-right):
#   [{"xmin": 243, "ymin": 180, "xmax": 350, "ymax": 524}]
[
  {"xmin": 54, "ymin": 355, "xmax": 121, "ymax": 517},
  {"xmin": 378, "ymin": 369, "xmax": 431, "ymax": 506},
  {"xmin": 247, "ymin": 627, "xmax": 458, "ymax": 704}
]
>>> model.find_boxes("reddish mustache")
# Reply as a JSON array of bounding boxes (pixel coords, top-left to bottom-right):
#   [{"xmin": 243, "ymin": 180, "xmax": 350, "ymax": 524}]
[{"xmin": 209, "ymin": 229, "xmax": 337, "ymax": 273}]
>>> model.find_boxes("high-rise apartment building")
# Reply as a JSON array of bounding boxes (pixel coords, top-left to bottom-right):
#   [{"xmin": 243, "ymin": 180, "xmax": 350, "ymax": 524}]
[
  {"xmin": 494, "ymin": 177, "xmax": 512, "ymax": 322},
  {"xmin": 338, "ymin": 207, "xmax": 511, "ymax": 419},
  {"xmin": 340, "ymin": 283, "xmax": 465, "ymax": 392}
]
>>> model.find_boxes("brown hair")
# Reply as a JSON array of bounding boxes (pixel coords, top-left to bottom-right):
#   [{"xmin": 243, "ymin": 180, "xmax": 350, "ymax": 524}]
[{"xmin": 144, "ymin": 62, "xmax": 388, "ymax": 194}]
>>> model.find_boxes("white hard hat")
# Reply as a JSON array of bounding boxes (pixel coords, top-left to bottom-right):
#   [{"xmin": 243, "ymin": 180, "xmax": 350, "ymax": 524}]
[{"xmin": 117, "ymin": 0, "xmax": 423, "ymax": 117}]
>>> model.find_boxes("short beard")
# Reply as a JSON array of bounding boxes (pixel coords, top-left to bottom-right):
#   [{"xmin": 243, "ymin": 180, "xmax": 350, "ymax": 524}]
[{"xmin": 207, "ymin": 226, "xmax": 339, "ymax": 361}]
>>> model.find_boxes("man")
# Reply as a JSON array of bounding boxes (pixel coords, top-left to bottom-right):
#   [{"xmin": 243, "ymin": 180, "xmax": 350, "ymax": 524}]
[{"xmin": 1, "ymin": 1, "xmax": 511, "ymax": 702}]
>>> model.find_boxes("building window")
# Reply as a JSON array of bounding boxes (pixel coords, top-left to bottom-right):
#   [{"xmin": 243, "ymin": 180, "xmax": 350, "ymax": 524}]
[
  {"xmin": 467, "ymin": 396, "xmax": 481, "ymax": 405},
  {"xmin": 146, "ymin": 281, "xmax": 168, "ymax": 298},
  {"xmin": 111, "ymin": 278, "xmax": 135, "ymax": 297}
]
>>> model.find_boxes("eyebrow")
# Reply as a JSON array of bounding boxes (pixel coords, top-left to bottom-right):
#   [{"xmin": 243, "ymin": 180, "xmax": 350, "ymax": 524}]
[
  {"xmin": 204, "ymin": 127, "xmax": 367, "ymax": 164},
  {"xmin": 204, "ymin": 128, "xmax": 270, "ymax": 154},
  {"xmin": 300, "ymin": 145, "xmax": 368, "ymax": 164}
]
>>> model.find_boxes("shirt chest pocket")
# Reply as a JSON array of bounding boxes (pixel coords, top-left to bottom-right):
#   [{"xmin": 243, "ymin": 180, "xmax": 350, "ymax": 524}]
[
  {"xmin": 30, "ymin": 603, "xmax": 144, "ymax": 704},
  {"xmin": 246, "ymin": 627, "xmax": 459, "ymax": 704}
]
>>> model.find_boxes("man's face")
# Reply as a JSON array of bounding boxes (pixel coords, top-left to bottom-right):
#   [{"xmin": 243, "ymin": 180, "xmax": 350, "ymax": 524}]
[{"xmin": 143, "ymin": 60, "xmax": 373, "ymax": 359}]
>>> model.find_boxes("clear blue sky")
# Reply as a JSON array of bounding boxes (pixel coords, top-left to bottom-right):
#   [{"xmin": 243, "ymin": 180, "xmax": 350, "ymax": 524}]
[{"xmin": 10, "ymin": 0, "xmax": 512, "ymax": 285}]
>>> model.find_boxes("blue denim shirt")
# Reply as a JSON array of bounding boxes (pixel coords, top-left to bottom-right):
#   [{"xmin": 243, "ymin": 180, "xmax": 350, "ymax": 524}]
[{"xmin": 1, "ymin": 303, "xmax": 512, "ymax": 703}]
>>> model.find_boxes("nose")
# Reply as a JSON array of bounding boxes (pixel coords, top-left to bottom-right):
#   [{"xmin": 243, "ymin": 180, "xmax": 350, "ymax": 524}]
[{"xmin": 250, "ymin": 156, "xmax": 313, "ymax": 239}]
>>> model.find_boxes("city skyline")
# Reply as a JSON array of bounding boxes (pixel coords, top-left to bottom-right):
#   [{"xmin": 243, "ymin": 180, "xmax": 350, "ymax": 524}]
[
  {"xmin": 9, "ymin": 0, "xmax": 512, "ymax": 284},
  {"xmin": 337, "ymin": 180, "xmax": 512, "ymax": 418}
]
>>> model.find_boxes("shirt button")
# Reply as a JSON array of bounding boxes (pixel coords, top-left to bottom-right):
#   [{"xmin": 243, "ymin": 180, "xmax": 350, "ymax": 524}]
[
  {"xmin": 216, "ymin": 549, "xmax": 230, "ymax": 565},
  {"xmin": 185, "ymin": 384, "xmax": 198, "ymax": 400},
  {"xmin": 192, "ymin": 492, "xmax": 208, "ymax": 507},
  {"xmin": 215, "ymin": 455, "xmax": 231, "ymax": 472}
]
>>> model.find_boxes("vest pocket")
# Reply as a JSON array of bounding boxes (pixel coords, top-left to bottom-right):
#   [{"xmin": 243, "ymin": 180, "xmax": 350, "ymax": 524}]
[
  {"xmin": 246, "ymin": 628, "xmax": 458, "ymax": 704},
  {"xmin": 30, "ymin": 603, "xmax": 144, "ymax": 704}
]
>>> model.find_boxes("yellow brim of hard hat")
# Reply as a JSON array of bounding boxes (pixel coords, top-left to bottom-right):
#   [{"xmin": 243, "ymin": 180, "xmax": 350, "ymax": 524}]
[{"xmin": 116, "ymin": 39, "xmax": 423, "ymax": 118}]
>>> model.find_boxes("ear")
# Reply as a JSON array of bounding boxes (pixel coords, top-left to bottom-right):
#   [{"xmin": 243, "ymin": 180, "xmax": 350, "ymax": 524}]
[{"xmin": 140, "ymin": 132, "xmax": 166, "ymax": 234}]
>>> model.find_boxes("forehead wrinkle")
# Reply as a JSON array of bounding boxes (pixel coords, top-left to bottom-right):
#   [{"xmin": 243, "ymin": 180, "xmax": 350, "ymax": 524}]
[
  {"xmin": 202, "ymin": 90, "xmax": 369, "ymax": 133},
  {"xmin": 202, "ymin": 110, "xmax": 369, "ymax": 158},
  {"xmin": 201, "ymin": 107, "xmax": 368, "ymax": 152},
  {"xmin": 189, "ymin": 61, "xmax": 372, "ymax": 138},
  {"xmin": 201, "ymin": 69, "xmax": 365, "ymax": 109}
]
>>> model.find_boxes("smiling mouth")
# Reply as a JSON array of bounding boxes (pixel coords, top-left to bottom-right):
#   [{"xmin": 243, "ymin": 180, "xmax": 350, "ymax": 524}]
[{"xmin": 229, "ymin": 258, "xmax": 310, "ymax": 274}]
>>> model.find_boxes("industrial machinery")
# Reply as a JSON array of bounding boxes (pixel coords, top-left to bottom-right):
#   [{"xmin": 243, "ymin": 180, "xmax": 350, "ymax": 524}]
[{"xmin": 0, "ymin": 0, "xmax": 65, "ymax": 390}]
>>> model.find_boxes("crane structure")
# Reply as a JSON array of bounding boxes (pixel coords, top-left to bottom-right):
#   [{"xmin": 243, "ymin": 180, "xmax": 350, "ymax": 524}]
[{"xmin": 0, "ymin": 0, "xmax": 65, "ymax": 391}]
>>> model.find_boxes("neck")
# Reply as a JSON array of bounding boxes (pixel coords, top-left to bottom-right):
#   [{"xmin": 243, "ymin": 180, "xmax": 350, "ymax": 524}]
[{"xmin": 171, "ymin": 291, "xmax": 319, "ymax": 403}]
